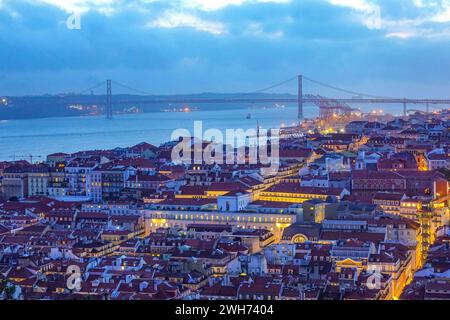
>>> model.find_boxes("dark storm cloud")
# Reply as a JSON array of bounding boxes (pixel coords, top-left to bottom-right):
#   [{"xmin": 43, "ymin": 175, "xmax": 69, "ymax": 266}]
[{"xmin": 0, "ymin": 0, "xmax": 448, "ymax": 97}]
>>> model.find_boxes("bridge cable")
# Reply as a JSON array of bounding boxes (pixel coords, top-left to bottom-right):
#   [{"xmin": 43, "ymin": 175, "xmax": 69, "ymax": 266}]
[
  {"xmin": 302, "ymin": 75, "xmax": 394, "ymax": 99},
  {"xmin": 77, "ymin": 80, "xmax": 108, "ymax": 95},
  {"xmin": 110, "ymin": 76, "xmax": 298, "ymax": 101},
  {"xmin": 111, "ymin": 80, "xmax": 154, "ymax": 96},
  {"xmin": 226, "ymin": 76, "xmax": 298, "ymax": 100}
]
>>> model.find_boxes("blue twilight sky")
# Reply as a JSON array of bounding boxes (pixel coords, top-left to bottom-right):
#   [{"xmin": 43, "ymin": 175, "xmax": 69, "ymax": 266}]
[{"xmin": 0, "ymin": 0, "xmax": 449, "ymax": 97}]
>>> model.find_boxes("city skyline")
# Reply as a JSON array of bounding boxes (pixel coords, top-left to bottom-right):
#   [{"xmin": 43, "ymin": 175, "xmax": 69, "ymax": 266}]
[{"xmin": 0, "ymin": 0, "xmax": 449, "ymax": 305}]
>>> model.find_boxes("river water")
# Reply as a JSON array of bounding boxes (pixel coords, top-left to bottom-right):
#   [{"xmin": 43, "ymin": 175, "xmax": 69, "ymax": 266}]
[
  {"xmin": 0, "ymin": 105, "xmax": 312, "ymax": 161},
  {"xmin": 0, "ymin": 101, "xmax": 412, "ymax": 161}
]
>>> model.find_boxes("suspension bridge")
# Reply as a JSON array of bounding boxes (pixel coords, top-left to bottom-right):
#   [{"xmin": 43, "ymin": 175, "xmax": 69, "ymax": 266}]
[{"xmin": 73, "ymin": 75, "xmax": 450, "ymax": 121}]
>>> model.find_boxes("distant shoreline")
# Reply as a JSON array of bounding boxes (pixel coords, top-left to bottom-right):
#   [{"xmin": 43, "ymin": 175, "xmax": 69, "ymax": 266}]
[
  {"xmin": 0, "ymin": 93, "xmax": 297, "ymax": 121},
  {"xmin": 0, "ymin": 102, "xmax": 295, "ymax": 121}
]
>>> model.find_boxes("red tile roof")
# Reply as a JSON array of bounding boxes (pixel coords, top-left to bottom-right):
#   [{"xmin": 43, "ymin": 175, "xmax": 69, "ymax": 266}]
[
  {"xmin": 279, "ymin": 148, "xmax": 312, "ymax": 158},
  {"xmin": 321, "ymin": 231, "xmax": 385, "ymax": 244},
  {"xmin": 179, "ymin": 185, "xmax": 208, "ymax": 196},
  {"xmin": 264, "ymin": 183, "xmax": 344, "ymax": 196},
  {"xmin": 158, "ymin": 198, "xmax": 215, "ymax": 206},
  {"xmin": 373, "ymin": 192, "xmax": 405, "ymax": 201},
  {"xmin": 208, "ymin": 182, "xmax": 246, "ymax": 192}
]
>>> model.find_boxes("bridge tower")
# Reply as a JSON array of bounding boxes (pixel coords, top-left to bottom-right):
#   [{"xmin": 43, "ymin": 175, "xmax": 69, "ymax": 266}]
[
  {"xmin": 298, "ymin": 75, "xmax": 303, "ymax": 123},
  {"xmin": 403, "ymin": 99, "xmax": 407, "ymax": 117},
  {"xmin": 106, "ymin": 80, "xmax": 112, "ymax": 119}
]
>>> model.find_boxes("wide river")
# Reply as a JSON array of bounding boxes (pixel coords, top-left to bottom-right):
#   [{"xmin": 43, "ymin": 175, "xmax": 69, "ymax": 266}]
[
  {"xmin": 1, "ymin": 101, "xmax": 412, "ymax": 162},
  {"xmin": 0, "ymin": 105, "xmax": 319, "ymax": 161}
]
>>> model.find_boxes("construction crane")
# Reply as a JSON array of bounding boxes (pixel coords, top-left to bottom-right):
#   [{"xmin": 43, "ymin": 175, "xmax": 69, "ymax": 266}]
[{"xmin": 9, "ymin": 154, "xmax": 42, "ymax": 164}]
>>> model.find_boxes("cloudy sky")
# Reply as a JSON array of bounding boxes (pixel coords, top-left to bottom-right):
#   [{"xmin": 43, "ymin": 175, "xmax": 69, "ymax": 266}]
[{"xmin": 0, "ymin": 0, "xmax": 449, "ymax": 97}]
